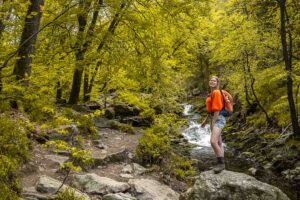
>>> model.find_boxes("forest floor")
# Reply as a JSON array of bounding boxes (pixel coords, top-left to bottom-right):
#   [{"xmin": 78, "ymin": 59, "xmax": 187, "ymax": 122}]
[{"xmin": 19, "ymin": 124, "xmax": 187, "ymax": 199}]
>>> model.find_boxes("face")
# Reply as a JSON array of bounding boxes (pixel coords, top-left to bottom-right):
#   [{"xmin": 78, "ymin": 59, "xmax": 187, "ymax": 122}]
[{"xmin": 209, "ymin": 77, "xmax": 218, "ymax": 88}]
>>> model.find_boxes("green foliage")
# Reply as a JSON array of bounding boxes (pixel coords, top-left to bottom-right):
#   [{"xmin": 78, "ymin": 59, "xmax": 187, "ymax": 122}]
[
  {"xmin": 60, "ymin": 108, "xmax": 97, "ymax": 135},
  {"xmin": 0, "ymin": 114, "xmax": 30, "ymax": 199},
  {"xmin": 55, "ymin": 188, "xmax": 84, "ymax": 200},
  {"xmin": 45, "ymin": 140, "xmax": 93, "ymax": 172},
  {"xmin": 164, "ymin": 153, "xmax": 195, "ymax": 181},
  {"xmin": 136, "ymin": 113, "xmax": 195, "ymax": 181}
]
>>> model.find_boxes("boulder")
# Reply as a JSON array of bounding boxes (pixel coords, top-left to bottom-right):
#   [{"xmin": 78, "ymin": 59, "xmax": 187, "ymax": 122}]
[
  {"xmin": 114, "ymin": 104, "xmax": 140, "ymax": 117},
  {"xmin": 189, "ymin": 170, "xmax": 290, "ymax": 200},
  {"xmin": 72, "ymin": 173, "xmax": 130, "ymax": 195},
  {"xmin": 128, "ymin": 178, "xmax": 179, "ymax": 200},
  {"xmin": 35, "ymin": 175, "xmax": 90, "ymax": 200}
]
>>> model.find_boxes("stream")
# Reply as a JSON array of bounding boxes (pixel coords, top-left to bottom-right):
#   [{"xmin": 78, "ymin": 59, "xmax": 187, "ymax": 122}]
[{"xmin": 181, "ymin": 104, "xmax": 298, "ymax": 200}]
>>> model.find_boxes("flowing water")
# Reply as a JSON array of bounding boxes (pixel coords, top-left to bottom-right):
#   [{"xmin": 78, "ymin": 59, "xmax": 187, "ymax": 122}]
[{"xmin": 182, "ymin": 104, "xmax": 221, "ymax": 170}]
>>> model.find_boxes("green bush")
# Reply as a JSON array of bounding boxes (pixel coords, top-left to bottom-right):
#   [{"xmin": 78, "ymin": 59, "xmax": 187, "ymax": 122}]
[
  {"xmin": 0, "ymin": 114, "xmax": 30, "ymax": 199},
  {"xmin": 61, "ymin": 108, "xmax": 97, "ymax": 135},
  {"xmin": 136, "ymin": 113, "xmax": 195, "ymax": 181}
]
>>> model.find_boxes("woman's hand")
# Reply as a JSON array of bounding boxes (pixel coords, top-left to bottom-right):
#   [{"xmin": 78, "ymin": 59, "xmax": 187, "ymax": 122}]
[
  {"xmin": 200, "ymin": 121, "xmax": 206, "ymax": 128},
  {"xmin": 200, "ymin": 115, "xmax": 208, "ymax": 128}
]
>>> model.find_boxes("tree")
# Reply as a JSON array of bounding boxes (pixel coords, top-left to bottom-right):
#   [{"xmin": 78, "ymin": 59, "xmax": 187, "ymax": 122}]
[{"xmin": 13, "ymin": 0, "xmax": 44, "ymax": 83}]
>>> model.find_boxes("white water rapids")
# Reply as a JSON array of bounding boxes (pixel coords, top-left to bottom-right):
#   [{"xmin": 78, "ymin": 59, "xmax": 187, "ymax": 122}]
[
  {"xmin": 182, "ymin": 104, "xmax": 225, "ymax": 150},
  {"xmin": 182, "ymin": 104, "xmax": 211, "ymax": 149}
]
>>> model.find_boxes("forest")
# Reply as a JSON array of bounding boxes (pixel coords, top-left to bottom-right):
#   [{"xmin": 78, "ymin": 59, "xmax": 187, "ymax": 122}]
[{"xmin": 0, "ymin": 0, "xmax": 299, "ymax": 199}]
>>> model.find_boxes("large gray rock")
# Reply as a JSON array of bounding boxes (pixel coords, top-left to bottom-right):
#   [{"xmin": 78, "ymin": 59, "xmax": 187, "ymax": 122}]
[
  {"xmin": 72, "ymin": 173, "xmax": 130, "ymax": 195},
  {"xmin": 35, "ymin": 175, "xmax": 90, "ymax": 200},
  {"xmin": 128, "ymin": 179, "xmax": 180, "ymax": 200},
  {"xmin": 190, "ymin": 170, "xmax": 290, "ymax": 200}
]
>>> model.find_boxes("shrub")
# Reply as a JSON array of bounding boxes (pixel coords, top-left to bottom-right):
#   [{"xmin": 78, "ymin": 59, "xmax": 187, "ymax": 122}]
[{"xmin": 0, "ymin": 114, "xmax": 30, "ymax": 198}]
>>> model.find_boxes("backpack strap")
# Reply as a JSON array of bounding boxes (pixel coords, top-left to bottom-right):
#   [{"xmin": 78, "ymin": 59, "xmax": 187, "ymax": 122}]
[{"xmin": 219, "ymin": 89, "xmax": 225, "ymax": 110}]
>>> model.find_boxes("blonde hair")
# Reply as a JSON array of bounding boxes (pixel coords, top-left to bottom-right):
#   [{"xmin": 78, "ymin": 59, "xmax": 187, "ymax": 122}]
[{"xmin": 210, "ymin": 75, "xmax": 220, "ymax": 88}]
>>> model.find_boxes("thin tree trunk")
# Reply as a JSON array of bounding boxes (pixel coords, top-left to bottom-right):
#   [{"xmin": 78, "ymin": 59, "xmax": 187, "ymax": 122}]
[
  {"xmin": 250, "ymin": 78, "xmax": 273, "ymax": 126},
  {"xmin": 13, "ymin": 0, "xmax": 44, "ymax": 83},
  {"xmin": 87, "ymin": 2, "xmax": 126, "ymax": 98},
  {"xmin": 278, "ymin": 0, "xmax": 299, "ymax": 136},
  {"xmin": 56, "ymin": 81, "xmax": 62, "ymax": 102}
]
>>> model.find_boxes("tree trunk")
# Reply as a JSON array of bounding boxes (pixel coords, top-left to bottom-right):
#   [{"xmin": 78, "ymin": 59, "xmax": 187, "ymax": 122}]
[
  {"xmin": 278, "ymin": 0, "xmax": 299, "ymax": 136},
  {"xmin": 68, "ymin": 0, "xmax": 102, "ymax": 104},
  {"xmin": 68, "ymin": 1, "xmax": 90, "ymax": 104},
  {"xmin": 13, "ymin": 0, "xmax": 44, "ymax": 82}
]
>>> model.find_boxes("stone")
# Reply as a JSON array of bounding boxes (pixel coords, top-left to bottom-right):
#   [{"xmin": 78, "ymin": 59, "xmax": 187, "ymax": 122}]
[
  {"xmin": 122, "ymin": 165, "xmax": 133, "ymax": 174},
  {"xmin": 248, "ymin": 167, "xmax": 257, "ymax": 175},
  {"xmin": 103, "ymin": 193, "xmax": 137, "ymax": 200},
  {"xmin": 129, "ymin": 179, "xmax": 180, "ymax": 200},
  {"xmin": 121, "ymin": 163, "xmax": 146, "ymax": 176},
  {"xmin": 72, "ymin": 173, "xmax": 130, "ymax": 195},
  {"xmin": 263, "ymin": 162, "xmax": 272, "ymax": 170},
  {"xmin": 190, "ymin": 170, "xmax": 290, "ymax": 200},
  {"xmin": 35, "ymin": 175, "xmax": 90, "ymax": 200},
  {"xmin": 93, "ymin": 148, "xmax": 128, "ymax": 167},
  {"xmin": 132, "ymin": 163, "xmax": 146, "ymax": 175}
]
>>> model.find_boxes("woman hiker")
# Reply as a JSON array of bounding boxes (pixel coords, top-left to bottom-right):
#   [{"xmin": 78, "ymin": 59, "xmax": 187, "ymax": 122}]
[{"xmin": 201, "ymin": 76, "xmax": 226, "ymax": 174}]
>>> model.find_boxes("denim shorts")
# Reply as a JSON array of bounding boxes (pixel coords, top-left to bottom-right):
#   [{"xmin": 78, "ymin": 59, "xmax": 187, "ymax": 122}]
[{"xmin": 214, "ymin": 115, "xmax": 226, "ymax": 129}]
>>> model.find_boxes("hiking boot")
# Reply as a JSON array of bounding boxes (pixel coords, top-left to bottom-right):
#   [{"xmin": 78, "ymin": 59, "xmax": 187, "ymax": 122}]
[
  {"xmin": 213, "ymin": 157, "xmax": 225, "ymax": 174},
  {"xmin": 213, "ymin": 163, "xmax": 225, "ymax": 174}
]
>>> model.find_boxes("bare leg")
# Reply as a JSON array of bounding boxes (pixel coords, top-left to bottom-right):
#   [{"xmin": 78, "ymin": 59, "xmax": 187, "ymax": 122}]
[
  {"xmin": 210, "ymin": 126, "xmax": 223, "ymax": 157},
  {"xmin": 218, "ymin": 134, "xmax": 224, "ymax": 157}
]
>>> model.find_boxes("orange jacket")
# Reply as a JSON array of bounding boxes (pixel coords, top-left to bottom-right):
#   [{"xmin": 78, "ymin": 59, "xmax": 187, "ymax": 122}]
[{"xmin": 206, "ymin": 90, "xmax": 223, "ymax": 113}]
